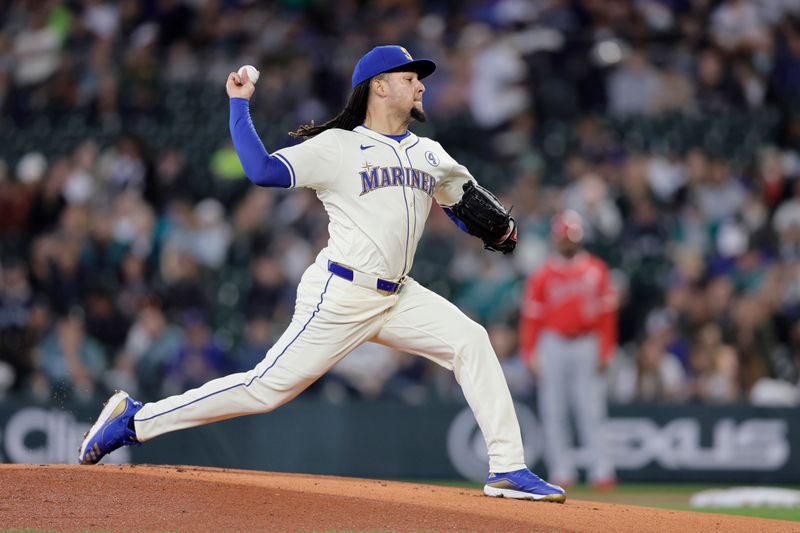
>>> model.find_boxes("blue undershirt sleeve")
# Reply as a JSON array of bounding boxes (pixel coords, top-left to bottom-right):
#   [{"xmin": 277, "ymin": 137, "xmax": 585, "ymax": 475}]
[
  {"xmin": 442, "ymin": 206, "xmax": 471, "ymax": 234},
  {"xmin": 229, "ymin": 97, "xmax": 291, "ymax": 188}
]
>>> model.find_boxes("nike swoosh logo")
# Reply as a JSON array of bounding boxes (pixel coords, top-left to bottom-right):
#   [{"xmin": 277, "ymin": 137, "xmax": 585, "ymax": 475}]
[{"xmin": 360, "ymin": 144, "xmax": 375, "ymax": 150}]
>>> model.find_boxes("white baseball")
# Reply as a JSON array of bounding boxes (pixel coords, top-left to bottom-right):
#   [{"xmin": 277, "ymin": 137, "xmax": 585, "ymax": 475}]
[{"xmin": 237, "ymin": 65, "xmax": 260, "ymax": 84}]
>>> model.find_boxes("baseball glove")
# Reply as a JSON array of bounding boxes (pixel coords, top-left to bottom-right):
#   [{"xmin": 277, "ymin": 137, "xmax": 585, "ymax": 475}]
[{"xmin": 451, "ymin": 181, "xmax": 517, "ymax": 254}]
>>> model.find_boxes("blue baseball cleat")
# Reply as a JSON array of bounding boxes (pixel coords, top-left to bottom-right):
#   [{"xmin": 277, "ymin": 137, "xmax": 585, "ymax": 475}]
[
  {"xmin": 484, "ymin": 468, "xmax": 567, "ymax": 503},
  {"xmin": 78, "ymin": 390, "xmax": 142, "ymax": 465}
]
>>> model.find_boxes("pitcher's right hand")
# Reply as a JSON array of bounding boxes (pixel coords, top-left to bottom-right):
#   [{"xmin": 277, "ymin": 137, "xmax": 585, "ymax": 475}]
[{"xmin": 226, "ymin": 70, "xmax": 256, "ymax": 100}]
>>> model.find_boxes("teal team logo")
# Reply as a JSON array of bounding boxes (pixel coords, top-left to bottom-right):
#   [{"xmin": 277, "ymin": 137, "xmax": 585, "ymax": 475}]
[{"xmin": 425, "ymin": 151, "xmax": 440, "ymax": 166}]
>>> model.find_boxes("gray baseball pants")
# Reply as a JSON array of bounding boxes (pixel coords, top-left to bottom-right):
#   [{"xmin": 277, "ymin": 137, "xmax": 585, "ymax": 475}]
[{"xmin": 537, "ymin": 330, "xmax": 615, "ymax": 483}]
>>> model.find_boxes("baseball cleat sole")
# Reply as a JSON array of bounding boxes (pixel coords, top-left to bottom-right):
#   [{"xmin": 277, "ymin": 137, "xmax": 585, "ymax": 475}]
[{"xmin": 483, "ymin": 485, "xmax": 567, "ymax": 503}]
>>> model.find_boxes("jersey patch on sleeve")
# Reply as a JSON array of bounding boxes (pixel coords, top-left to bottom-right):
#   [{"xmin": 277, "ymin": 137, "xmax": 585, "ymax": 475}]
[{"xmin": 424, "ymin": 151, "xmax": 440, "ymax": 166}]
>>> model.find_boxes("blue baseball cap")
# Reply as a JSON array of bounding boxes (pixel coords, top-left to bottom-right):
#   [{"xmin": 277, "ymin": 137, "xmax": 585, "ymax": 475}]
[{"xmin": 351, "ymin": 45, "xmax": 436, "ymax": 88}]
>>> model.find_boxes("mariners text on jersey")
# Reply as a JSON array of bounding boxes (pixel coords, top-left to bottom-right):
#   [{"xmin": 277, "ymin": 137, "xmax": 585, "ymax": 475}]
[{"xmin": 359, "ymin": 164, "xmax": 437, "ymax": 197}]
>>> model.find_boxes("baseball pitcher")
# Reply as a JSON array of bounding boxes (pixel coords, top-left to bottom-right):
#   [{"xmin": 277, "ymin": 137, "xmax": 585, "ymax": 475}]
[
  {"xmin": 79, "ymin": 45, "xmax": 565, "ymax": 503},
  {"xmin": 520, "ymin": 210, "xmax": 617, "ymax": 488}
]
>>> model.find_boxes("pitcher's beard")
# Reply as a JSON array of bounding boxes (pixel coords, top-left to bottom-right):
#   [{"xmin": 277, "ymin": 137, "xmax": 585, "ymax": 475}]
[{"xmin": 410, "ymin": 106, "xmax": 427, "ymax": 123}]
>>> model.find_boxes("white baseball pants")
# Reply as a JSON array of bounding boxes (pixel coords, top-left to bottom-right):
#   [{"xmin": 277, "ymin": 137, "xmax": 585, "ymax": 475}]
[{"xmin": 134, "ymin": 258, "xmax": 526, "ymax": 474}]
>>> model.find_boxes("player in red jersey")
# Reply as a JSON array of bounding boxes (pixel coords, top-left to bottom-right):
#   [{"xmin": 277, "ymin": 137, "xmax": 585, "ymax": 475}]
[{"xmin": 519, "ymin": 210, "xmax": 617, "ymax": 489}]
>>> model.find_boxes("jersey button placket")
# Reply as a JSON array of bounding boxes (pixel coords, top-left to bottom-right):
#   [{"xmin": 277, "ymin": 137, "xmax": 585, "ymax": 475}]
[{"xmin": 403, "ymin": 150, "xmax": 414, "ymax": 275}]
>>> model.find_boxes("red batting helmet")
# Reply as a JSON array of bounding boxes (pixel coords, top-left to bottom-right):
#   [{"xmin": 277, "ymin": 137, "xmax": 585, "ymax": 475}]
[{"xmin": 551, "ymin": 210, "xmax": 584, "ymax": 243}]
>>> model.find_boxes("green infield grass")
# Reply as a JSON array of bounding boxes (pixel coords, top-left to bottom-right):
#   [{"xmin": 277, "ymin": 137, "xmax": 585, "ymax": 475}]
[{"xmin": 426, "ymin": 480, "xmax": 800, "ymax": 522}]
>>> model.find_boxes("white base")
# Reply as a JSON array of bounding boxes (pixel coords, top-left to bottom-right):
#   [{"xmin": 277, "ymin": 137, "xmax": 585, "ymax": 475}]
[
  {"xmin": 78, "ymin": 391, "xmax": 129, "ymax": 463},
  {"xmin": 483, "ymin": 485, "xmax": 567, "ymax": 503}
]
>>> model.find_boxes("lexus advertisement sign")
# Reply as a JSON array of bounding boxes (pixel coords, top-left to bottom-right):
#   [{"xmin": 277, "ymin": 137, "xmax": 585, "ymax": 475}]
[{"xmin": 0, "ymin": 399, "xmax": 796, "ymax": 483}]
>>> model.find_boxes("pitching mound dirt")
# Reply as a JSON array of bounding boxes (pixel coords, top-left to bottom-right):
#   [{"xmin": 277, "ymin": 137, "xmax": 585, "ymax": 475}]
[{"xmin": 0, "ymin": 464, "xmax": 797, "ymax": 532}]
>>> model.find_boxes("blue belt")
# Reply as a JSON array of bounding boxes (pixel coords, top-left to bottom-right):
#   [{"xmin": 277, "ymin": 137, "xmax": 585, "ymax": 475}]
[{"xmin": 327, "ymin": 261, "xmax": 404, "ymax": 294}]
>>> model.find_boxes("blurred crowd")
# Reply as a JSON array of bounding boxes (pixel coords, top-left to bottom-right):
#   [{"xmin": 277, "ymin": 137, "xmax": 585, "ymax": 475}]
[{"xmin": 0, "ymin": 0, "xmax": 800, "ymax": 407}]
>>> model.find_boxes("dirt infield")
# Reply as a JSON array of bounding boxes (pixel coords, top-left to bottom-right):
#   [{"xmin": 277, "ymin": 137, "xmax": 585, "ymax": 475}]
[{"xmin": 0, "ymin": 465, "xmax": 797, "ymax": 532}]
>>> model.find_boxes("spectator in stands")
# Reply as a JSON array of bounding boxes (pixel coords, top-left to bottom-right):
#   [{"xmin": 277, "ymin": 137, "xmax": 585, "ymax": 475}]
[
  {"xmin": 0, "ymin": 165, "xmax": 19, "ymax": 232},
  {"xmin": 241, "ymin": 255, "xmax": 293, "ymax": 322},
  {"xmin": 773, "ymin": 179, "xmax": 800, "ymax": 261},
  {"xmin": 699, "ymin": 344, "xmax": 741, "ymax": 403},
  {"xmin": 0, "ymin": 258, "xmax": 36, "ymax": 393},
  {"xmin": 11, "ymin": 6, "xmax": 62, "ymax": 89},
  {"xmin": 230, "ymin": 314, "xmax": 273, "ymax": 374},
  {"xmin": 643, "ymin": 280, "xmax": 693, "ymax": 371},
  {"xmin": 563, "ymin": 172, "xmax": 623, "ymax": 244},
  {"xmin": 116, "ymin": 250, "xmax": 150, "ymax": 319},
  {"xmin": 81, "ymin": 207, "xmax": 126, "ymax": 286},
  {"xmin": 226, "ymin": 188, "xmax": 275, "ymax": 269},
  {"xmin": 83, "ymin": 282, "xmax": 129, "ymax": 355},
  {"xmin": 191, "ymin": 198, "xmax": 232, "ymax": 271},
  {"xmin": 653, "ymin": 62, "xmax": 696, "ymax": 114},
  {"xmin": 114, "ymin": 298, "xmax": 183, "ymax": 400},
  {"xmin": 731, "ymin": 294, "xmax": 780, "ymax": 390},
  {"xmin": 159, "ymin": 247, "xmax": 209, "ymax": 317},
  {"xmin": 324, "ymin": 343, "xmax": 402, "ymax": 402},
  {"xmin": 23, "ymin": 153, "xmax": 64, "ymax": 237},
  {"xmin": 692, "ymin": 157, "xmax": 747, "ymax": 225},
  {"xmin": 695, "ymin": 48, "xmax": 746, "ymax": 113},
  {"xmin": 607, "ymin": 48, "xmax": 661, "ymax": 116},
  {"xmin": 36, "ymin": 311, "xmax": 106, "ymax": 402},
  {"xmin": 34, "ymin": 235, "xmax": 90, "ymax": 315},
  {"xmin": 152, "ymin": 147, "xmax": 193, "ymax": 209},
  {"xmin": 610, "ymin": 336, "xmax": 687, "ymax": 403},
  {"xmin": 103, "ymin": 136, "xmax": 148, "ymax": 196},
  {"xmin": 710, "ymin": 0, "xmax": 771, "ymax": 54},
  {"xmin": 468, "ymin": 23, "xmax": 531, "ymax": 128},
  {"xmin": 490, "ymin": 322, "xmax": 535, "ymax": 401},
  {"xmin": 161, "ymin": 309, "xmax": 227, "ymax": 396},
  {"xmin": 770, "ymin": 17, "xmax": 800, "ymax": 109}
]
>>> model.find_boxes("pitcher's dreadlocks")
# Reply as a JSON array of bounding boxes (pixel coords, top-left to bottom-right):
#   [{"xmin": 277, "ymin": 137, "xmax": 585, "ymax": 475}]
[{"xmin": 289, "ymin": 74, "xmax": 387, "ymax": 138}]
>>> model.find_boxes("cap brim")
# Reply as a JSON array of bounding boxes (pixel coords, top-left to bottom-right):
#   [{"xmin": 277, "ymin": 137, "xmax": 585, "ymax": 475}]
[{"xmin": 386, "ymin": 59, "xmax": 436, "ymax": 80}]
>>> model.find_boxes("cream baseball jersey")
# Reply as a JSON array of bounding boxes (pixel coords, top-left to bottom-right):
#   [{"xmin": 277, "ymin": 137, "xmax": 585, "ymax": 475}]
[{"xmin": 273, "ymin": 125, "xmax": 471, "ymax": 279}]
